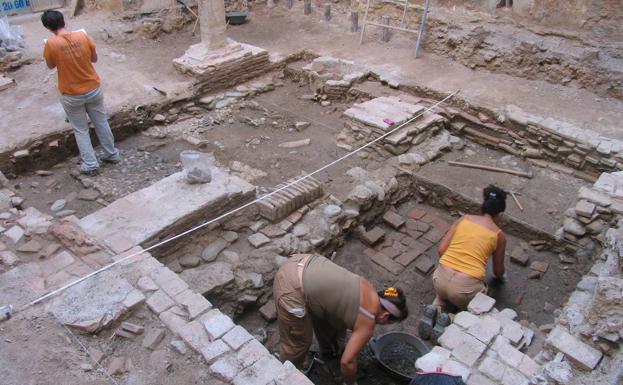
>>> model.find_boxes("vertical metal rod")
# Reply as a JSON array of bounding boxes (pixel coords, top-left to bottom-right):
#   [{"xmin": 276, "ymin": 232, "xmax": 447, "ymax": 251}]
[
  {"xmin": 304, "ymin": 0, "xmax": 311, "ymax": 15},
  {"xmin": 350, "ymin": 11, "xmax": 358, "ymax": 32},
  {"xmin": 381, "ymin": 15, "xmax": 390, "ymax": 42},
  {"xmin": 324, "ymin": 3, "xmax": 331, "ymax": 21},
  {"xmin": 359, "ymin": 0, "xmax": 371, "ymax": 44},
  {"xmin": 414, "ymin": 0, "xmax": 430, "ymax": 58},
  {"xmin": 400, "ymin": 0, "xmax": 408, "ymax": 27}
]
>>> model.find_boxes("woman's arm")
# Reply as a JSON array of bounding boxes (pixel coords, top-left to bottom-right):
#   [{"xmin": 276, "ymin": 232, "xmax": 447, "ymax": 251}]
[
  {"xmin": 437, "ymin": 218, "xmax": 461, "ymax": 256},
  {"xmin": 340, "ymin": 320, "xmax": 374, "ymax": 385},
  {"xmin": 492, "ymin": 232, "xmax": 506, "ymax": 278}
]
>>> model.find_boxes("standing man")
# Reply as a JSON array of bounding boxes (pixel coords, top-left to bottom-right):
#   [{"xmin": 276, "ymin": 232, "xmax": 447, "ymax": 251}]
[
  {"xmin": 273, "ymin": 253, "xmax": 408, "ymax": 384},
  {"xmin": 41, "ymin": 10, "xmax": 120, "ymax": 176}
]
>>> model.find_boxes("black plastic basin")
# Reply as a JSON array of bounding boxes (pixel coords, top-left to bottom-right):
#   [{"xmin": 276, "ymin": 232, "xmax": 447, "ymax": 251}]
[
  {"xmin": 368, "ymin": 331, "xmax": 430, "ymax": 382},
  {"xmin": 226, "ymin": 11, "xmax": 248, "ymax": 25}
]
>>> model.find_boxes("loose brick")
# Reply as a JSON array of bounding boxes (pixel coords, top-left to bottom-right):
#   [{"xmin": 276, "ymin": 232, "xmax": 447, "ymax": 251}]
[
  {"xmin": 274, "ymin": 361, "xmax": 314, "ymax": 385},
  {"xmin": 451, "ymin": 333, "xmax": 487, "ymax": 366},
  {"xmin": 395, "ymin": 250, "xmax": 422, "ymax": 267},
  {"xmin": 442, "ymin": 359, "xmax": 471, "ymax": 381},
  {"xmin": 261, "ymin": 225, "xmax": 286, "ymax": 238},
  {"xmin": 383, "ymin": 211, "xmax": 405, "ymax": 229},
  {"xmin": 39, "ymin": 250, "xmax": 75, "ymax": 277},
  {"xmin": 380, "ymin": 247, "xmax": 401, "ymax": 259},
  {"xmin": 407, "ymin": 208, "xmax": 427, "ymax": 219},
  {"xmin": 259, "ymin": 299, "xmax": 277, "ymax": 321},
  {"xmin": 142, "ymin": 328, "xmax": 165, "ymax": 350},
  {"xmin": 575, "ymin": 200, "xmax": 596, "ymax": 218},
  {"xmin": 121, "ymin": 322, "xmax": 144, "ymax": 335},
  {"xmin": 478, "ymin": 357, "xmax": 506, "ymax": 382},
  {"xmin": 492, "ymin": 336, "xmax": 524, "ymax": 367},
  {"xmin": 236, "ymin": 339, "xmax": 271, "ymax": 368},
  {"xmin": 453, "ymin": 311, "xmax": 479, "ymax": 330},
  {"xmin": 414, "ymin": 256, "xmax": 435, "ymax": 275},
  {"xmin": 232, "ymin": 355, "xmax": 284, "ymax": 385},
  {"xmin": 248, "ymin": 233, "xmax": 271, "ymax": 248},
  {"xmin": 530, "ymin": 260, "xmax": 549, "ymax": 273},
  {"xmin": 423, "ymin": 228, "xmax": 444, "ymax": 244},
  {"xmin": 159, "ymin": 307, "xmax": 187, "ymax": 337},
  {"xmin": 510, "ymin": 246, "xmax": 529, "ymax": 266},
  {"xmin": 361, "ymin": 226, "xmax": 385, "ymax": 245},
  {"xmin": 438, "ymin": 324, "xmax": 467, "ymax": 350},
  {"xmin": 369, "ymin": 251, "xmax": 404, "ymax": 275},
  {"xmin": 210, "ymin": 354, "xmax": 243, "ymax": 383},
  {"xmin": 467, "ymin": 315, "xmax": 500, "ymax": 344},
  {"xmin": 518, "ymin": 355, "xmax": 539, "ymax": 378},
  {"xmin": 150, "ymin": 267, "xmax": 189, "ymax": 297},
  {"xmin": 175, "ymin": 289, "xmax": 212, "ymax": 320}
]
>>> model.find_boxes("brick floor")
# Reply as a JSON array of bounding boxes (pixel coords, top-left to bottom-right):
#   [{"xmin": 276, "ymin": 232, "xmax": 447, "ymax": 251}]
[
  {"xmin": 407, "ymin": 208, "xmax": 427, "ymax": 219},
  {"xmin": 414, "ymin": 256, "xmax": 435, "ymax": 275},
  {"xmin": 370, "ymin": 251, "xmax": 404, "ymax": 275},
  {"xmin": 382, "ymin": 211, "xmax": 405, "ymax": 229},
  {"xmin": 361, "ymin": 226, "xmax": 385, "ymax": 245}
]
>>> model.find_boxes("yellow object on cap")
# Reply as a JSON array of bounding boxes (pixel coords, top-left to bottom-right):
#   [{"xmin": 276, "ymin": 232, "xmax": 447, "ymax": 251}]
[{"xmin": 384, "ymin": 287, "xmax": 399, "ymax": 297}]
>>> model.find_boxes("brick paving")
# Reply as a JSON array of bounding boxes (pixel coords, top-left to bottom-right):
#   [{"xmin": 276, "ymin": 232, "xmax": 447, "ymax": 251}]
[{"xmin": 359, "ymin": 204, "xmax": 453, "ymax": 275}]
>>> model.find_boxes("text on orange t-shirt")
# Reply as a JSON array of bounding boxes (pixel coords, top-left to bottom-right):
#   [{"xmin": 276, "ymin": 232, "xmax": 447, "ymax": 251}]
[{"xmin": 43, "ymin": 31, "xmax": 100, "ymax": 96}]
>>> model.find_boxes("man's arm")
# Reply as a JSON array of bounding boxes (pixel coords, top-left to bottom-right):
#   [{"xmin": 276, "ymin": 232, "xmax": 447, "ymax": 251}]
[
  {"xmin": 340, "ymin": 321, "xmax": 374, "ymax": 385},
  {"xmin": 88, "ymin": 36, "xmax": 98, "ymax": 63},
  {"xmin": 43, "ymin": 44, "xmax": 56, "ymax": 69}
]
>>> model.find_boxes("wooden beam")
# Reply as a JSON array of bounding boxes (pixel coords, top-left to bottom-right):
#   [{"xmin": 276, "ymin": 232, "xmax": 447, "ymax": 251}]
[{"xmin": 447, "ymin": 161, "xmax": 533, "ymax": 178}]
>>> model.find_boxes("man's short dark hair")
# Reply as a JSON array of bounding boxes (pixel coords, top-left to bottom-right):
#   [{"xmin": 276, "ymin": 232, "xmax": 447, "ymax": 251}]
[{"xmin": 41, "ymin": 10, "xmax": 65, "ymax": 31}]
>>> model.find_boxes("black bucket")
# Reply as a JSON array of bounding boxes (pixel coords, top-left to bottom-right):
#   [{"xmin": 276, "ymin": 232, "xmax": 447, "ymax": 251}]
[
  {"xmin": 225, "ymin": 11, "xmax": 248, "ymax": 25},
  {"xmin": 368, "ymin": 332, "xmax": 430, "ymax": 382}
]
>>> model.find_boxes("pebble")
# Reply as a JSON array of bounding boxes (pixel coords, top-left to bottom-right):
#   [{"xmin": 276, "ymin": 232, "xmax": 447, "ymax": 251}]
[
  {"xmin": 324, "ymin": 205, "xmax": 341, "ymax": 217},
  {"xmin": 35, "ymin": 170, "xmax": 53, "ymax": 176},
  {"xmin": 321, "ymin": 101, "xmax": 331, "ymax": 107},
  {"xmin": 50, "ymin": 199, "xmax": 67, "ymax": 212},
  {"xmin": 55, "ymin": 210, "xmax": 76, "ymax": 218},
  {"xmin": 293, "ymin": 224, "xmax": 310, "ymax": 238}
]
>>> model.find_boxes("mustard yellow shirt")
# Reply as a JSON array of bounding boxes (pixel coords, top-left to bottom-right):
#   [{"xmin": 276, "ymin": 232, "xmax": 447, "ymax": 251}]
[{"xmin": 439, "ymin": 218, "xmax": 500, "ymax": 280}]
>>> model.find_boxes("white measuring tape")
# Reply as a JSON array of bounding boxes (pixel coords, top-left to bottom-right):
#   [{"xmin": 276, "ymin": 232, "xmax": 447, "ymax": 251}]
[{"xmin": 16, "ymin": 90, "xmax": 459, "ymax": 314}]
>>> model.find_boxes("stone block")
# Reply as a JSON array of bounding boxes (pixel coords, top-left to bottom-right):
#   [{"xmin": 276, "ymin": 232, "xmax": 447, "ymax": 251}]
[
  {"xmin": 137, "ymin": 276, "xmax": 159, "ymax": 292},
  {"xmin": 467, "ymin": 315, "xmax": 500, "ymax": 344},
  {"xmin": 222, "ymin": 325, "xmax": 254, "ymax": 351},
  {"xmin": 453, "ymin": 311, "xmax": 479, "ymax": 330},
  {"xmin": 395, "ymin": 250, "xmax": 422, "ymax": 267},
  {"xmin": 3, "ymin": 225, "xmax": 24, "ymax": 244},
  {"xmin": 575, "ymin": 200, "xmax": 596, "ymax": 218},
  {"xmin": 236, "ymin": 339, "xmax": 271, "ymax": 368},
  {"xmin": 274, "ymin": 361, "xmax": 314, "ymax": 385},
  {"xmin": 423, "ymin": 228, "xmax": 444, "ymax": 244},
  {"xmin": 380, "ymin": 246, "xmax": 402, "ymax": 259},
  {"xmin": 466, "ymin": 373, "xmax": 497, "ymax": 385},
  {"xmin": 415, "ymin": 346, "xmax": 451, "ymax": 372},
  {"xmin": 175, "ymin": 289, "xmax": 212, "ymax": 320},
  {"xmin": 451, "ymin": 333, "xmax": 487, "ymax": 366},
  {"xmin": 383, "ymin": 211, "xmax": 405, "ymax": 229},
  {"xmin": 210, "ymin": 354, "xmax": 243, "ymax": 383},
  {"xmin": 39, "ymin": 250, "xmax": 75, "ymax": 277},
  {"xmin": 232, "ymin": 355, "xmax": 284, "ymax": 385},
  {"xmin": 467, "ymin": 293, "xmax": 495, "ymax": 315},
  {"xmin": 150, "ymin": 267, "xmax": 189, "ymax": 297},
  {"xmin": 362, "ymin": 226, "xmax": 385, "ymax": 245},
  {"xmin": 202, "ymin": 339, "xmax": 232, "ymax": 364},
  {"xmin": 492, "ymin": 336, "xmax": 524, "ymax": 367},
  {"xmin": 179, "ymin": 321, "xmax": 211, "ymax": 353},
  {"xmin": 438, "ymin": 324, "xmax": 467, "ymax": 350},
  {"xmin": 478, "ymin": 357, "xmax": 507, "ymax": 382},
  {"xmin": 142, "ymin": 328, "xmax": 166, "ymax": 350},
  {"xmin": 408, "ymin": 208, "xmax": 427, "ymax": 219},
  {"xmin": 248, "ymin": 233, "xmax": 271, "ymax": 248},
  {"xmin": 518, "ymin": 355, "xmax": 539, "ymax": 378},
  {"xmin": 502, "ymin": 367, "xmax": 529, "ymax": 385},
  {"xmin": 500, "ymin": 319, "xmax": 524, "ymax": 345},
  {"xmin": 546, "ymin": 326, "xmax": 603, "ymax": 370},
  {"xmin": 369, "ymin": 251, "xmax": 403, "ymax": 275},
  {"xmin": 442, "ymin": 359, "xmax": 470, "ymax": 381},
  {"xmin": 203, "ymin": 311, "xmax": 236, "ymax": 341},
  {"xmin": 261, "ymin": 225, "xmax": 286, "ymax": 238},
  {"xmin": 201, "ymin": 239, "xmax": 229, "ymax": 262},
  {"xmin": 146, "ymin": 290, "xmax": 175, "ymax": 315},
  {"xmin": 159, "ymin": 307, "xmax": 187, "ymax": 337}
]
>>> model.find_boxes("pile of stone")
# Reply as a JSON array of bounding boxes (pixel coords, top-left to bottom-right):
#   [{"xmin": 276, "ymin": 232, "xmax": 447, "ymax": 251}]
[
  {"xmin": 415, "ymin": 293, "xmax": 539, "ymax": 384},
  {"xmin": 301, "ymin": 56, "xmax": 369, "ymax": 100},
  {"xmin": 559, "ymin": 171, "xmax": 623, "ymax": 257},
  {"xmin": 339, "ymin": 95, "xmax": 446, "ymax": 156},
  {"xmin": 0, "ymin": 21, "xmax": 27, "ymax": 72}
]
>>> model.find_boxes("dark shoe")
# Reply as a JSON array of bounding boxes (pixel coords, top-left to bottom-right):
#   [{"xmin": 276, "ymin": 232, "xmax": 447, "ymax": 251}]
[
  {"xmin": 431, "ymin": 312, "xmax": 451, "ymax": 345},
  {"xmin": 418, "ymin": 304, "xmax": 437, "ymax": 340},
  {"xmin": 99, "ymin": 153, "xmax": 121, "ymax": 164},
  {"xmin": 79, "ymin": 166, "xmax": 99, "ymax": 176}
]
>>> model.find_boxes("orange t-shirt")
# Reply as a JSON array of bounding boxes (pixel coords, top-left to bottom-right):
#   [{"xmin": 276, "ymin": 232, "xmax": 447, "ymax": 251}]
[{"xmin": 43, "ymin": 32, "xmax": 100, "ymax": 96}]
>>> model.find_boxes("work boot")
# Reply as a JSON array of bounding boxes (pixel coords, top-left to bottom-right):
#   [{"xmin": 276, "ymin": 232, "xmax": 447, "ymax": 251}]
[
  {"xmin": 79, "ymin": 164, "xmax": 99, "ymax": 177},
  {"xmin": 418, "ymin": 304, "xmax": 437, "ymax": 340},
  {"xmin": 431, "ymin": 312, "xmax": 451, "ymax": 345},
  {"xmin": 99, "ymin": 153, "xmax": 122, "ymax": 164}
]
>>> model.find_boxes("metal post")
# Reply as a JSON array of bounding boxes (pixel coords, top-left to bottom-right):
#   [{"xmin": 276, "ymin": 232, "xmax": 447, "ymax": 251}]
[
  {"xmin": 359, "ymin": 0, "xmax": 371, "ymax": 44},
  {"xmin": 304, "ymin": 0, "xmax": 311, "ymax": 15},
  {"xmin": 414, "ymin": 0, "xmax": 430, "ymax": 58},
  {"xmin": 324, "ymin": 3, "xmax": 331, "ymax": 21},
  {"xmin": 381, "ymin": 16, "xmax": 390, "ymax": 42},
  {"xmin": 350, "ymin": 11, "xmax": 358, "ymax": 32},
  {"xmin": 400, "ymin": 0, "xmax": 408, "ymax": 27}
]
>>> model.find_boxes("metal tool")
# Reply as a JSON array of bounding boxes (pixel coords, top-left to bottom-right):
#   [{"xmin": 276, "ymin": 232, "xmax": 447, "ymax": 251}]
[{"xmin": 509, "ymin": 191, "xmax": 524, "ymax": 211}]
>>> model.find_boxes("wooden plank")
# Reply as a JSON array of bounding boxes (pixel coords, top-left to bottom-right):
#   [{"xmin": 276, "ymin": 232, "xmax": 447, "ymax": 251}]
[
  {"xmin": 447, "ymin": 161, "xmax": 533, "ymax": 178},
  {"xmin": 364, "ymin": 21, "xmax": 419, "ymax": 34}
]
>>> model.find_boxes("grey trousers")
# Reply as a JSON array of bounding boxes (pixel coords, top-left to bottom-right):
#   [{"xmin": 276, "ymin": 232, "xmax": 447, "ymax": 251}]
[{"xmin": 60, "ymin": 86, "xmax": 118, "ymax": 170}]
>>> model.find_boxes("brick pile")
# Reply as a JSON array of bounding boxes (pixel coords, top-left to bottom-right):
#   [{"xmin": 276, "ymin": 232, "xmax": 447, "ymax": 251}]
[
  {"xmin": 416, "ymin": 294, "xmax": 539, "ymax": 385},
  {"xmin": 257, "ymin": 176, "xmax": 324, "ymax": 221},
  {"xmin": 301, "ymin": 56, "xmax": 369, "ymax": 100}
]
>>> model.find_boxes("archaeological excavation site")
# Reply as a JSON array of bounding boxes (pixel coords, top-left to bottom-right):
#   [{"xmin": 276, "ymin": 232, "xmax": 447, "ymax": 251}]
[{"xmin": 1, "ymin": 0, "xmax": 623, "ymax": 384}]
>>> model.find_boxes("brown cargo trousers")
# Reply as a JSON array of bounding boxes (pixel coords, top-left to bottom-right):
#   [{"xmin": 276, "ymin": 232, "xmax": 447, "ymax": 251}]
[{"xmin": 273, "ymin": 254, "xmax": 345, "ymax": 368}]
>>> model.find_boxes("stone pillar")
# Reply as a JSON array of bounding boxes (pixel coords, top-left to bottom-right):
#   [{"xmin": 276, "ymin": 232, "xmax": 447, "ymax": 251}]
[{"xmin": 199, "ymin": 0, "xmax": 227, "ymax": 50}]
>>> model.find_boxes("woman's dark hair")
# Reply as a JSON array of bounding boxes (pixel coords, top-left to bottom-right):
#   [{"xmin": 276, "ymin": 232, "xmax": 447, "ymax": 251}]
[
  {"xmin": 378, "ymin": 287, "xmax": 409, "ymax": 321},
  {"xmin": 41, "ymin": 10, "xmax": 65, "ymax": 31},
  {"xmin": 481, "ymin": 185, "xmax": 507, "ymax": 216}
]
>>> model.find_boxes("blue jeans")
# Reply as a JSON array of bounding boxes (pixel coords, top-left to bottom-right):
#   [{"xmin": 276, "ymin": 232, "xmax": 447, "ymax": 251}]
[{"xmin": 60, "ymin": 86, "xmax": 119, "ymax": 170}]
